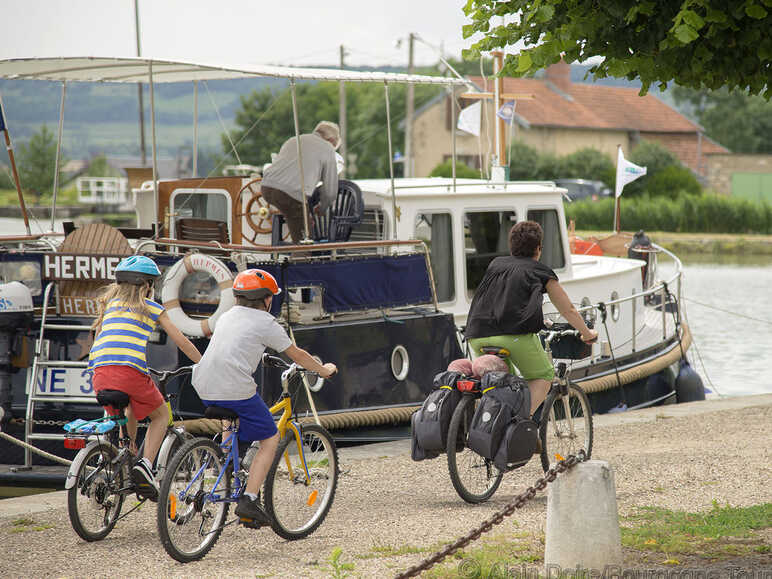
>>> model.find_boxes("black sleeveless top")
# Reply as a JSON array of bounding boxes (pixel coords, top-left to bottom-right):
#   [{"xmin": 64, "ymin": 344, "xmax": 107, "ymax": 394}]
[{"xmin": 465, "ymin": 256, "xmax": 558, "ymax": 338}]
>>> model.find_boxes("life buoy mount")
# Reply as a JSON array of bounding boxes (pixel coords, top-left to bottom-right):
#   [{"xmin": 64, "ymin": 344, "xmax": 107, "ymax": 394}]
[{"xmin": 161, "ymin": 253, "xmax": 235, "ymax": 338}]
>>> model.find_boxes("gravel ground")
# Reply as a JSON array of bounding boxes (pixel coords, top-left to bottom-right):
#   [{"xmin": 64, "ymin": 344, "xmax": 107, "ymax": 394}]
[{"xmin": 0, "ymin": 398, "xmax": 770, "ymax": 578}]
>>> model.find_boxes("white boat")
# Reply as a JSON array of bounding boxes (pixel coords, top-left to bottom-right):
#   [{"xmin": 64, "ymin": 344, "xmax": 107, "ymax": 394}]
[{"xmin": 0, "ymin": 56, "xmax": 700, "ymax": 475}]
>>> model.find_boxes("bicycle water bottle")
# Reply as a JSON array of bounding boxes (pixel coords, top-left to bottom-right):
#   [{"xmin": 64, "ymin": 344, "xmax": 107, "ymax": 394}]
[{"xmin": 241, "ymin": 441, "xmax": 260, "ymax": 469}]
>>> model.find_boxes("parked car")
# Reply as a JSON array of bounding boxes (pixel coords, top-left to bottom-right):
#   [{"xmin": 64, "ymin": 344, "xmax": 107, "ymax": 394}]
[{"xmin": 554, "ymin": 179, "xmax": 611, "ymax": 202}]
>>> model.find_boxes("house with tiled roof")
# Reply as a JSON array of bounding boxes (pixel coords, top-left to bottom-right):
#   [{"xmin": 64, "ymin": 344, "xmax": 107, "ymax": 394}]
[{"xmin": 411, "ymin": 60, "xmax": 728, "ymax": 180}]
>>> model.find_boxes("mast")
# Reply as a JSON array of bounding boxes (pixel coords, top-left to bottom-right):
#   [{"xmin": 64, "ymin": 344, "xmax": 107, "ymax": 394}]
[
  {"xmin": 404, "ymin": 33, "xmax": 415, "ymax": 178},
  {"xmin": 51, "ymin": 81, "xmax": 66, "ymax": 232},
  {"xmin": 0, "ymin": 95, "xmax": 30, "ymax": 235},
  {"xmin": 135, "ymin": 0, "xmax": 146, "ymax": 166},
  {"xmin": 339, "ymin": 45, "xmax": 347, "ymax": 178}
]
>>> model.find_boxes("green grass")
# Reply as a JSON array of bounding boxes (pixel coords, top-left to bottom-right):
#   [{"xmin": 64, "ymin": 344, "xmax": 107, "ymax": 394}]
[
  {"xmin": 424, "ymin": 532, "xmax": 543, "ymax": 578},
  {"xmin": 0, "ymin": 186, "xmax": 79, "ymax": 206},
  {"xmin": 621, "ymin": 502, "xmax": 772, "ymax": 559},
  {"xmin": 8, "ymin": 518, "xmax": 54, "ymax": 533}
]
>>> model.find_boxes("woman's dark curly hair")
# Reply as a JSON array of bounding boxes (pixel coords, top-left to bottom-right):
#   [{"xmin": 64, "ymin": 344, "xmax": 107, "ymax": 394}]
[{"xmin": 508, "ymin": 221, "xmax": 543, "ymax": 257}]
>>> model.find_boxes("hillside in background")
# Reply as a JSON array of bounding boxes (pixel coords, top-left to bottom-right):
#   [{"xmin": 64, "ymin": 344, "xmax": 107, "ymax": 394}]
[{"xmin": 0, "ymin": 64, "xmax": 669, "ymax": 168}]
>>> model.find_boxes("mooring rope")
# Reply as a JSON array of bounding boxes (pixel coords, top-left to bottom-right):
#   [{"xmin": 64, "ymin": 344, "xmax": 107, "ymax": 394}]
[{"xmin": 0, "ymin": 429, "xmax": 72, "ymax": 466}]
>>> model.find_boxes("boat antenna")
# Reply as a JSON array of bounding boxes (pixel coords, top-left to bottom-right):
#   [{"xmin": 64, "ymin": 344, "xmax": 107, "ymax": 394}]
[{"xmin": 51, "ymin": 81, "xmax": 66, "ymax": 233}]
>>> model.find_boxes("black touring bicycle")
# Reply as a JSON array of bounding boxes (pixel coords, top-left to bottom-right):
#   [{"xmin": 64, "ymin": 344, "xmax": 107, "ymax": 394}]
[{"xmin": 412, "ymin": 325, "xmax": 594, "ymax": 503}]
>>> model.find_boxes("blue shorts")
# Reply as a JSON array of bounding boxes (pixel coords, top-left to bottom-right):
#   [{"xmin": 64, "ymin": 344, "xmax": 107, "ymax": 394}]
[{"xmin": 201, "ymin": 393, "xmax": 278, "ymax": 443}]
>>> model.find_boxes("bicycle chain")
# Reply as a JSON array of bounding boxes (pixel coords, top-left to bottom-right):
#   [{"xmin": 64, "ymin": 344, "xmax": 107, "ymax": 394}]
[{"xmin": 395, "ymin": 451, "xmax": 586, "ymax": 579}]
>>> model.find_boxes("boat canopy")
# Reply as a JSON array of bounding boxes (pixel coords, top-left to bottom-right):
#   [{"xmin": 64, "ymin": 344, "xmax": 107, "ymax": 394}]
[{"xmin": 0, "ymin": 56, "xmax": 469, "ymax": 85}]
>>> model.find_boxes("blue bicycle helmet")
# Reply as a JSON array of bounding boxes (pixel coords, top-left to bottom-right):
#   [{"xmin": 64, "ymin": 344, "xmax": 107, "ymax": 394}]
[{"xmin": 115, "ymin": 255, "xmax": 161, "ymax": 286}]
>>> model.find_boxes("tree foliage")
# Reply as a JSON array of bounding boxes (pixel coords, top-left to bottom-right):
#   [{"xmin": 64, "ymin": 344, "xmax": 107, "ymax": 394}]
[
  {"xmin": 17, "ymin": 125, "xmax": 62, "ymax": 202},
  {"xmin": 227, "ymin": 81, "xmax": 441, "ymax": 179},
  {"xmin": 463, "ymin": 0, "xmax": 772, "ymax": 97},
  {"xmin": 429, "ymin": 159, "xmax": 480, "ymax": 178},
  {"xmin": 672, "ymin": 86, "xmax": 772, "ymax": 153}
]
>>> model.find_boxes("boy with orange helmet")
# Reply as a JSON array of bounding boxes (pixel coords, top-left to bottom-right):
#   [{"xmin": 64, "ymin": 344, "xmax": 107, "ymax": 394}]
[{"xmin": 192, "ymin": 268, "xmax": 337, "ymax": 525}]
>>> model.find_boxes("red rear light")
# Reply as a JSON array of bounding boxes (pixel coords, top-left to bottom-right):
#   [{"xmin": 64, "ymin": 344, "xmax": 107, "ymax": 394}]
[
  {"xmin": 457, "ymin": 379, "xmax": 477, "ymax": 393},
  {"xmin": 64, "ymin": 437, "xmax": 86, "ymax": 449}
]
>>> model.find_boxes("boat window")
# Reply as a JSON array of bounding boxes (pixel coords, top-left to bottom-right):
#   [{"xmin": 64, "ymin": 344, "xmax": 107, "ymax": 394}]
[
  {"xmin": 0, "ymin": 261, "xmax": 42, "ymax": 296},
  {"xmin": 415, "ymin": 212, "xmax": 455, "ymax": 302},
  {"xmin": 527, "ymin": 209, "xmax": 566, "ymax": 270},
  {"xmin": 172, "ymin": 191, "xmax": 230, "ymax": 237},
  {"xmin": 464, "ymin": 210, "xmax": 517, "ymax": 293}
]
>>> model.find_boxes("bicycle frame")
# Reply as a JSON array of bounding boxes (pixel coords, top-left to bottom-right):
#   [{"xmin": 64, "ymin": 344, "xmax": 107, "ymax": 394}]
[{"xmin": 193, "ymin": 362, "xmax": 314, "ymax": 506}]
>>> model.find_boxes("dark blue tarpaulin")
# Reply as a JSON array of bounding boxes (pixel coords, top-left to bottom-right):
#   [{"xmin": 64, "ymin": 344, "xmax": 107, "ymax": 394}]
[{"xmin": 259, "ymin": 254, "xmax": 433, "ymax": 314}]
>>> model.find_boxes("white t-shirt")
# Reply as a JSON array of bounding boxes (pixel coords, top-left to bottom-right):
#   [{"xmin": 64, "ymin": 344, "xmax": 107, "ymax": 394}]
[{"xmin": 192, "ymin": 306, "xmax": 293, "ymax": 401}]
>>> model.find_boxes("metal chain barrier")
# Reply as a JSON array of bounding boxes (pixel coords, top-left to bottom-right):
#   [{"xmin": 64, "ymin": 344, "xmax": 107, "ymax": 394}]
[{"xmin": 395, "ymin": 451, "xmax": 587, "ymax": 579}]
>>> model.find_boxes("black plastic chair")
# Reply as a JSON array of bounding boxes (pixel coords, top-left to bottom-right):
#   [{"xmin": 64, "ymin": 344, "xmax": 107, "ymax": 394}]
[{"xmin": 270, "ymin": 180, "xmax": 364, "ymax": 246}]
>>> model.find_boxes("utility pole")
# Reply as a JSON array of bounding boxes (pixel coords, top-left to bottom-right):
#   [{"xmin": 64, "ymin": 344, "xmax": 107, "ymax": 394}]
[
  {"xmin": 404, "ymin": 32, "xmax": 415, "ymax": 178},
  {"xmin": 339, "ymin": 45, "xmax": 347, "ymax": 177},
  {"xmin": 134, "ymin": 0, "xmax": 146, "ymax": 166}
]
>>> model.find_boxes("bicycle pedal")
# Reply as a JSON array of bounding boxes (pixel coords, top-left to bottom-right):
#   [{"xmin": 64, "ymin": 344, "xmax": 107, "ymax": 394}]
[{"xmin": 239, "ymin": 517, "xmax": 268, "ymax": 530}]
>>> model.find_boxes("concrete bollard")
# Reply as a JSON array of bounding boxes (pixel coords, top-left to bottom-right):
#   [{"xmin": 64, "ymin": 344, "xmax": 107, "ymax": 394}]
[{"xmin": 544, "ymin": 460, "xmax": 622, "ymax": 574}]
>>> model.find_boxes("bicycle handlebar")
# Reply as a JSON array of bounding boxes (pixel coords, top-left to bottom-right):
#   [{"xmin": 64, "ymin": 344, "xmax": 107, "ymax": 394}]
[
  {"xmin": 261, "ymin": 353, "xmax": 320, "ymax": 379},
  {"xmin": 148, "ymin": 365, "xmax": 193, "ymax": 399}
]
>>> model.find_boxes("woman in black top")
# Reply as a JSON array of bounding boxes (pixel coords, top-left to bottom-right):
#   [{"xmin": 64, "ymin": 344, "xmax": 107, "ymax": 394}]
[{"xmin": 466, "ymin": 221, "xmax": 597, "ymax": 415}]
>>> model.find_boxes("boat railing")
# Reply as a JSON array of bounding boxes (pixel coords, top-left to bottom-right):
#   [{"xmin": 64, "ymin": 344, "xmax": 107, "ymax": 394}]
[
  {"xmin": 134, "ymin": 236, "xmax": 440, "ymax": 311},
  {"xmin": 574, "ymin": 243, "xmax": 683, "ymax": 353}
]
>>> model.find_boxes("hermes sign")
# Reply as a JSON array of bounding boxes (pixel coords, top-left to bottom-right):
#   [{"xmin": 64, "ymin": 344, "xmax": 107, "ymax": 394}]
[{"xmin": 43, "ymin": 254, "xmax": 124, "ymax": 281}]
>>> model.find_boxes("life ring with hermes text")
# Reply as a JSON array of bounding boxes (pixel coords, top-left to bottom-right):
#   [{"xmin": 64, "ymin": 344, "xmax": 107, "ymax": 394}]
[{"xmin": 161, "ymin": 253, "xmax": 234, "ymax": 337}]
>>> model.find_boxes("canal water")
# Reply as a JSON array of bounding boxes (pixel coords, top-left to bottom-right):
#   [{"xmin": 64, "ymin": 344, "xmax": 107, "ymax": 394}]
[{"xmin": 680, "ymin": 253, "xmax": 772, "ymax": 398}]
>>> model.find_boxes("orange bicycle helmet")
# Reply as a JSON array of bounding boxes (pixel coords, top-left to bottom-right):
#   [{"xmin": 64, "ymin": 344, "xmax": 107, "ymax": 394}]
[{"xmin": 232, "ymin": 269, "xmax": 281, "ymax": 300}]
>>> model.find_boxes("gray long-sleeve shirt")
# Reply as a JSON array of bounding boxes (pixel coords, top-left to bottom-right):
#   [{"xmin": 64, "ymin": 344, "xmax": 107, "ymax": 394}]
[{"xmin": 261, "ymin": 133, "xmax": 338, "ymax": 211}]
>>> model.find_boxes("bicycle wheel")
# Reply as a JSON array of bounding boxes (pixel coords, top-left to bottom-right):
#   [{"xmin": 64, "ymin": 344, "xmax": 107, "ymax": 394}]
[
  {"xmin": 264, "ymin": 423, "xmax": 339, "ymax": 540},
  {"xmin": 539, "ymin": 381, "xmax": 593, "ymax": 472},
  {"xmin": 446, "ymin": 396, "xmax": 503, "ymax": 504},
  {"xmin": 156, "ymin": 427, "xmax": 194, "ymax": 483},
  {"xmin": 67, "ymin": 443, "xmax": 125, "ymax": 541},
  {"xmin": 156, "ymin": 438, "xmax": 231, "ymax": 563}
]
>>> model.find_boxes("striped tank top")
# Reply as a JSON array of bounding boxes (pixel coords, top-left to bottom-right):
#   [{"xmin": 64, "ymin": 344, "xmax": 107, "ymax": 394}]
[{"xmin": 89, "ymin": 298, "xmax": 164, "ymax": 375}]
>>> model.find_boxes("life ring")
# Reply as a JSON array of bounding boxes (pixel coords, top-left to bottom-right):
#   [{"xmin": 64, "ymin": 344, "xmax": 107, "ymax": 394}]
[{"xmin": 161, "ymin": 253, "xmax": 235, "ymax": 338}]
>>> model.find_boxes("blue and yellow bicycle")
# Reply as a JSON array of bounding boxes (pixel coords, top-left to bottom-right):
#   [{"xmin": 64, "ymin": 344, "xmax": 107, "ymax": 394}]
[{"xmin": 156, "ymin": 354, "xmax": 339, "ymax": 563}]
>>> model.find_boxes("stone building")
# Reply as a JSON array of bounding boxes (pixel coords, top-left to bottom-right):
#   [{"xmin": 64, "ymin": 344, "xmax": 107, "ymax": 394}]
[{"xmin": 411, "ymin": 61, "xmax": 727, "ymax": 180}]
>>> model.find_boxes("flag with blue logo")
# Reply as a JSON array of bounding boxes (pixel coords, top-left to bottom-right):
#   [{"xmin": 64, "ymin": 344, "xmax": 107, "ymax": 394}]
[
  {"xmin": 496, "ymin": 100, "xmax": 516, "ymax": 123},
  {"xmin": 615, "ymin": 147, "xmax": 646, "ymax": 198}
]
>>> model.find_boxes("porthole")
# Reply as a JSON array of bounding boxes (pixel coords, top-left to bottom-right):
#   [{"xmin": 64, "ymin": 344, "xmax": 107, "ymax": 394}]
[
  {"xmin": 304, "ymin": 355, "xmax": 325, "ymax": 392},
  {"xmin": 580, "ymin": 297, "xmax": 596, "ymax": 327},
  {"xmin": 391, "ymin": 345, "xmax": 409, "ymax": 381},
  {"xmin": 610, "ymin": 291, "xmax": 620, "ymax": 322}
]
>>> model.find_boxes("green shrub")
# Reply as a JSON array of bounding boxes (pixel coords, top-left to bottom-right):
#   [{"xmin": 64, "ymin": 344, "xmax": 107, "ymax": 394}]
[
  {"xmin": 624, "ymin": 141, "xmax": 682, "ymax": 197},
  {"xmin": 428, "ymin": 159, "xmax": 480, "ymax": 179},
  {"xmin": 647, "ymin": 165, "xmax": 702, "ymax": 198},
  {"xmin": 508, "ymin": 141, "xmax": 543, "ymax": 180},
  {"xmin": 565, "ymin": 193, "xmax": 772, "ymax": 233},
  {"xmin": 558, "ymin": 148, "xmax": 616, "ymax": 188}
]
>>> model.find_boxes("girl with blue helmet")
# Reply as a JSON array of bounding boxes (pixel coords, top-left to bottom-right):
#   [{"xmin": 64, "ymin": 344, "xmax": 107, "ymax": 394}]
[{"xmin": 88, "ymin": 255, "xmax": 202, "ymax": 499}]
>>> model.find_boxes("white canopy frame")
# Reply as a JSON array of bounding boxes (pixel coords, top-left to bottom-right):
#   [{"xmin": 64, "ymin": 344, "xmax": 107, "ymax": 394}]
[{"xmin": 0, "ymin": 56, "xmax": 468, "ymax": 238}]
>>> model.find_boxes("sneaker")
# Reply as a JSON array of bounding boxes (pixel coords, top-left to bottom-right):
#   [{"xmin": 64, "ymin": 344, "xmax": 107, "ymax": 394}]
[
  {"xmin": 131, "ymin": 457, "xmax": 159, "ymax": 500},
  {"xmin": 235, "ymin": 495, "xmax": 272, "ymax": 527}
]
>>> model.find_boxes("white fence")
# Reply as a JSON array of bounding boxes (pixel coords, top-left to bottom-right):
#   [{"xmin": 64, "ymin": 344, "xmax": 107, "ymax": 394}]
[{"xmin": 76, "ymin": 177, "xmax": 129, "ymax": 204}]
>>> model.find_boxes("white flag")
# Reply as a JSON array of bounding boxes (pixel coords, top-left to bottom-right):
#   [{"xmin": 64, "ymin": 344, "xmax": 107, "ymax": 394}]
[
  {"xmin": 615, "ymin": 147, "xmax": 647, "ymax": 198},
  {"xmin": 456, "ymin": 100, "xmax": 481, "ymax": 136}
]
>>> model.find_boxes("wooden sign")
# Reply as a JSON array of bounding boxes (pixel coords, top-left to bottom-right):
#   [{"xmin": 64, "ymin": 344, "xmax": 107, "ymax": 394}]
[
  {"xmin": 43, "ymin": 254, "xmax": 124, "ymax": 281},
  {"xmin": 58, "ymin": 295, "xmax": 100, "ymax": 316}
]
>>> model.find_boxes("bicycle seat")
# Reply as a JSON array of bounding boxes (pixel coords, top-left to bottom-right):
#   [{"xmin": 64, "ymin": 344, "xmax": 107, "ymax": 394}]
[
  {"xmin": 96, "ymin": 389, "xmax": 131, "ymax": 410},
  {"xmin": 204, "ymin": 406, "xmax": 240, "ymax": 420},
  {"xmin": 480, "ymin": 346, "xmax": 510, "ymax": 359}
]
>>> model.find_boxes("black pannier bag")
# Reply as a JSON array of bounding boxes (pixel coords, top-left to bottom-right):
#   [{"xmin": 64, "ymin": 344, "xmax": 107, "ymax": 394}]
[
  {"xmin": 410, "ymin": 371, "xmax": 463, "ymax": 460},
  {"xmin": 467, "ymin": 371, "xmax": 537, "ymax": 471}
]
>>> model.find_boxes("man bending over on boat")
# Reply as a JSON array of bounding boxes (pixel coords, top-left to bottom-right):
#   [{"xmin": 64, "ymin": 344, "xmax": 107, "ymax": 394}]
[
  {"xmin": 191, "ymin": 269, "xmax": 337, "ymax": 525},
  {"xmin": 464, "ymin": 221, "xmax": 598, "ymax": 416},
  {"xmin": 261, "ymin": 121, "xmax": 341, "ymax": 244}
]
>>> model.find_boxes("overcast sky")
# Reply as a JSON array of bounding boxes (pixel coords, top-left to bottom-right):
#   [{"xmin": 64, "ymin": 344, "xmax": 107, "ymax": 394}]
[{"xmin": 0, "ymin": 0, "xmax": 488, "ymax": 68}]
